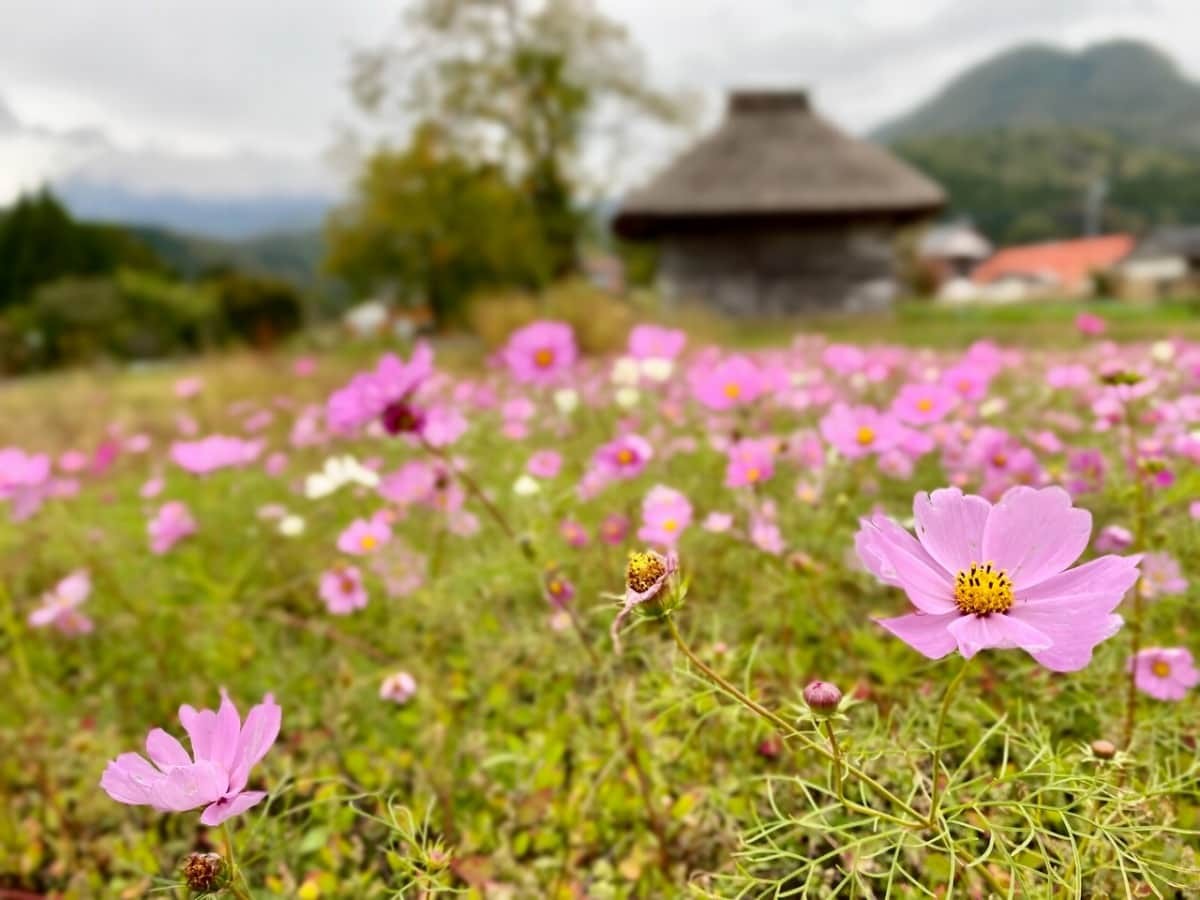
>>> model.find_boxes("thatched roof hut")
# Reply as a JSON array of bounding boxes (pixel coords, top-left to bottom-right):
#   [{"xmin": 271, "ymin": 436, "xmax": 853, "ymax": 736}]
[{"xmin": 614, "ymin": 90, "xmax": 945, "ymax": 314}]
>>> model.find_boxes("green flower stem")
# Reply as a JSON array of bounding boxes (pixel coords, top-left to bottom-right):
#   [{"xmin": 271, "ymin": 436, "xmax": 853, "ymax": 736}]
[
  {"xmin": 823, "ymin": 719, "xmax": 845, "ymax": 805},
  {"xmin": 929, "ymin": 656, "xmax": 971, "ymax": 827},
  {"xmin": 0, "ymin": 580, "xmax": 32, "ymax": 695},
  {"xmin": 222, "ymin": 822, "xmax": 253, "ymax": 900},
  {"xmin": 665, "ymin": 616, "xmax": 924, "ymax": 829},
  {"xmin": 1121, "ymin": 403, "xmax": 1149, "ymax": 749}
]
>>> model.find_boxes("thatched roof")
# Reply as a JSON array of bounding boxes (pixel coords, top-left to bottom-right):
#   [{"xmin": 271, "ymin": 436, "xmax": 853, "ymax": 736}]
[{"xmin": 614, "ymin": 91, "xmax": 945, "ymax": 238}]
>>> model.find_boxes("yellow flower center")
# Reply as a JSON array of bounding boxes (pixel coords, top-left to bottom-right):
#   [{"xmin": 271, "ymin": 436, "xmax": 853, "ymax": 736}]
[
  {"xmin": 360, "ymin": 535, "xmax": 377, "ymax": 551},
  {"xmin": 855, "ymin": 426, "xmax": 876, "ymax": 446},
  {"xmin": 617, "ymin": 448, "xmax": 634, "ymax": 464},
  {"xmin": 954, "ymin": 562, "xmax": 1014, "ymax": 616},
  {"xmin": 534, "ymin": 348, "xmax": 555, "ymax": 368},
  {"xmin": 548, "ymin": 580, "xmax": 563, "ymax": 596},
  {"xmin": 916, "ymin": 397, "xmax": 934, "ymax": 412},
  {"xmin": 723, "ymin": 382, "xmax": 741, "ymax": 399},
  {"xmin": 1151, "ymin": 660, "xmax": 1172, "ymax": 678},
  {"xmin": 627, "ymin": 551, "xmax": 667, "ymax": 593},
  {"xmin": 745, "ymin": 467, "xmax": 760, "ymax": 483},
  {"xmin": 662, "ymin": 518, "xmax": 678, "ymax": 532}
]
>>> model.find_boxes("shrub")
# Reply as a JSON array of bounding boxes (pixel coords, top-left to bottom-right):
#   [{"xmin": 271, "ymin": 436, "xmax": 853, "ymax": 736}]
[{"xmin": 466, "ymin": 279, "xmax": 635, "ymax": 355}]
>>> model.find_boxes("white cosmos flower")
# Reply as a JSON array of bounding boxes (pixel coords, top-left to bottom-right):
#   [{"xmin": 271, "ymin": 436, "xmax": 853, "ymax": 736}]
[
  {"xmin": 513, "ymin": 474, "xmax": 541, "ymax": 496},
  {"xmin": 611, "ymin": 356, "xmax": 640, "ymax": 386},
  {"xmin": 979, "ymin": 397, "xmax": 1007, "ymax": 419},
  {"xmin": 615, "ymin": 387, "xmax": 640, "ymax": 408},
  {"xmin": 305, "ymin": 455, "xmax": 380, "ymax": 499},
  {"xmin": 279, "ymin": 515, "xmax": 306, "ymax": 537},
  {"xmin": 639, "ymin": 357, "xmax": 673, "ymax": 382},
  {"xmin": 1151, "ymin": 340, "xmax": 1175, "ymax": 363},
  {"xmin": 553, "ymin": 389, "xmax": 579, "ymax": 415}
]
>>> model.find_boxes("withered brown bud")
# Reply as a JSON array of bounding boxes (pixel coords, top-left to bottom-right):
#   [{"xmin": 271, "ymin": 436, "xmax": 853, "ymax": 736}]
[
  {"xmin": 182, "ymin": 852, "xmax": 224, "ymax": 892},
  {"xmin": 1091, "ymin": 739, "xmax": 1117, "ymax": 760}
]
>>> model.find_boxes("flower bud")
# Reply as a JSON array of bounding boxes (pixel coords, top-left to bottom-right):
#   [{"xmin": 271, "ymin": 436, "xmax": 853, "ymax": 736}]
[
  {"xmin": 182, "ymin": 852, "xmax": 224, "ymax": 892},
  {"xmin": 1091, "ymin": 739, "xmax": 1117, "ymax": 760},
  {"xmin": 803, "ymin": 680, "xmax": 843, "ymax": 717}
]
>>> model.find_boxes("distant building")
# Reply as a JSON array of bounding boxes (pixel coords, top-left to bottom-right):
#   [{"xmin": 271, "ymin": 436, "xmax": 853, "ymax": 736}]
[
  {"xmin": 613, "ymin": 90, "xmax": 945, "ymax": 315},
  {"xmin": 919, "ymin": 221, "xmax": 993, "ymax": 282},
  {"xmin": 1117, "ymin": 226, "xmax": 1200, "ymax": 299},
  {"xmin": 970, "ymin": 234, "xmax": 1134, "ymax": 300}
]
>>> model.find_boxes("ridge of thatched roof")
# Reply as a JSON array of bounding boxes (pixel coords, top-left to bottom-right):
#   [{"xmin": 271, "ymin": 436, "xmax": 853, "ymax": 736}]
[{"xmin": 614, "ymin": 90, "xmax": 945, "ymax": 237}]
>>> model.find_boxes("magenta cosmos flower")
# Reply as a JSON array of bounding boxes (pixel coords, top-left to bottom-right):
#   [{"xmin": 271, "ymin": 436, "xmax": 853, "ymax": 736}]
[
  {"xmin": 319, "ymin": 564, "xmax": 368, "ymax": 614},
  {"xmin": 891, "ymin": 382, "xmax": 958, "ymax": 425},
  {"xmin": 502, "ymin": 321, "xmax": 577, "ymax": 384},
  {"xmin": 337, "ymin": 516, "xmax": 392, "ymax": 556},
  {"xmin": 611, "ymin": 549, "xmax": 678, "ymax": 650},
  {"xmin": 593, "ymin": 433, "xmax": 653, "ymax": 480},
  {"xmin": 725, "ymin": 437, "xmax": 776, "ymax": 488},
  {"xmin": 857, "ymin": 486, "xmax": 1140, "ymax": 671},
  {"xmin": 1127, "ymin": 647, "xmax": 1199, "ymax": 701},
  {"xmin": 101, "ymin": 691, "xmax": 280, "ymax": 826}
]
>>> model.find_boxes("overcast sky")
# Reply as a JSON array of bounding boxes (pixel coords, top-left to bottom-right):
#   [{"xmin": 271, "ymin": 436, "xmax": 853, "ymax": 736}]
[{"xmin": 0, "ymin": 0, "xmax": 1198, "ymax": 200}]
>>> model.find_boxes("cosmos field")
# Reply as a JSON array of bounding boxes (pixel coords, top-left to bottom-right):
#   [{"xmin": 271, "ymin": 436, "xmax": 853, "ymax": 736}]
[{"xmin": 3, "ymin": 318, "xmax": 1199, "ymax": 897}]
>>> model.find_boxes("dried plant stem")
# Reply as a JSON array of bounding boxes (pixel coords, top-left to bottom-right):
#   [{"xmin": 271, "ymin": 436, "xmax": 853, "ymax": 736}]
[{"xmin": 665, "ymin": 616, "xmax": 924, "ymax": 829}]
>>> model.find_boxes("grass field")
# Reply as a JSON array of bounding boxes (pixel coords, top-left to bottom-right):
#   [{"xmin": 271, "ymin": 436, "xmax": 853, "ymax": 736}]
[{"xmin": 2, "ymin": 301, "xmax": 1199, "ymax": 897}]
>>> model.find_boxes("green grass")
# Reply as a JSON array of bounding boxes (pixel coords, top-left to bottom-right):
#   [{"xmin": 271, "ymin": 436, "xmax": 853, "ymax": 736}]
[{"xmin": 1, "ymin": 314, "xmax": 1198, "ymax": 897}]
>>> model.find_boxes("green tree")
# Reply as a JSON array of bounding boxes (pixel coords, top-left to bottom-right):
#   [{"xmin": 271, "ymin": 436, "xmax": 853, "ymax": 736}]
[
  {"xmin": 348, "ymin": 0, "xmax": 683, "ymax": 278},
  {"xmin": 325, "ymin": 125, "xmax": 552, "ymax": 325}
]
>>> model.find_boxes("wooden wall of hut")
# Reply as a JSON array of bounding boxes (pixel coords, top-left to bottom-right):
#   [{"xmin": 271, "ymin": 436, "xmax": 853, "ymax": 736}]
[{"xmin": 655, "ymin": 220, "xmax": 900, "ymax": 315}]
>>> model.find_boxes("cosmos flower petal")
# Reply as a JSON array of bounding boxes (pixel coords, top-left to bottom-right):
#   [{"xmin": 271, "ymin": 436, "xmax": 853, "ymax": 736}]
[
  {"xmin": 874, "ymin": 612, "xmax": 958, "ymax": 659},
  {"xmin": 1017, "ymin": 613, "xmax": 1124, "ymax": 672},
  {"xmin": 100, "ymin": 753, "xmax": 167, "ymax": 806},
  {"xmin": 947, "ymin": 613, "xmax": 1051, "ymax": 659},
  {"xmin": 151, "ymin": 760, "xmax": 228, "ymax": 813},
  {"xmin": 145, "ymin": 728, "xmax": 193, "ymax": 769},
  {"xmin": 200, "ymin": 791, "xmax": 268, "ymax": 827},
  {"xmin": 1017, "ymin": 554, "xmax": 1141, "ymax": 612},
  {"xmin": 873, "ymin": 529, "xmax": 958, "ymax": 615},
  {"xmin": 912, "ymin": 488, "xmax": 990, "ymax": 575},
  {"xmin": 228, "ymin": 695, "xmax": 281, "ymax": 794},
  {"xmin": 981, "ymin": 486, "xmax": 1092, "ymax": 589}
]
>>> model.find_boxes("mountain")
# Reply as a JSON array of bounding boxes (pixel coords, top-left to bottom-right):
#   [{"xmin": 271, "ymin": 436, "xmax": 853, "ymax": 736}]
[
  {"xmin": 875, "ymin": 40, "xmax": 1200, "ymax": 149},
  {"xmin": 131, "ymin": 225, "xmax": 325, "ymax": 287},
  {"xmin": 875, "ymin": 40, "xmax": 1200, "ymax": 244},
  {"xmin": 57, "ymin": 179, "xmax": 332, "ymax": 241}
]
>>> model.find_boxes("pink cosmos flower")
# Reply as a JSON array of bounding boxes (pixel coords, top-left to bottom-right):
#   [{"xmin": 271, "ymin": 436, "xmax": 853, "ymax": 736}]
[
  {"xmin": 527, "ymin": 450, "xmax": 563, "ymax": 479},
  {"xmin": 148, "ymin": 501, "xmax": 197, "ymax": 555},
  {"xmin": 502, "ymin": 321, "xmax": 577, "ymax": 385},
  {"xmin": 725, "ymin": 437, "xmax": 776, "ymax": 488},
  {"xmin": 856, "ymin": 485, "xmax": 1140, "ymax": 671},
  {"xmin": 560, "ymin": 518, "xmax": 589, "ymax": 548},
  {"xmin": 941, "ymin": 364, "xmax": 990, "ymax": 402},
  {"xmin": 140, "ymin": 476, "xmax": 165, "ymax": 500},
  {"xmin": 638, "ymin": 485, "xmax": 692, "ymax": 548},
  {"xmin": 1094, "ymin": 525, "xmax": 1133, "ymax": 553},
  {"xmin": 337, "ymin": 516, "xmax": 391, "ymax": 556},
  {"xmin": 691, "ymin": 355, "xmax": 766, "ymax": 411},
  {"xmin": 170, "ymin": 436, "xmax": 264, "ymax": 475},
  {"xmin": 593, "ymin": 434, "xmax": 653, "ymax": 480},
  {"xmin": 293, "ymin": 356, "xmax": 317, "ymax": 377},
  {"xmin": 820, "ymin": 404, "xmax": 903, "ymax": 459},
  {"xmin": 703, "ymin": 511, "xmax": 734, "ymax": 533},
  {"xmin": 28, "ymin": 570, "xmax": 93, "ymax": 635},
  {"xmin": 628, "ymin": 324, "xmax": 686, "ymax": 360},
  {"xmin": 544, "ymin": 570, "xmax": 576, "ymax": 607},
  {"xmin": 174, "ymin": 376, "xmax": 205, "ymax": 399},
  {"xmin": 612, "ymin": 550, "xmax": 678, "ymax": 650},
  {"xmin": 0, "ymin": 447, "xmax": 53, "ymax": 520},
  {"xmin": 750, "ymin": 518, "xmax": 785, "ymax": 555},
  {"xmin": 100, "ymin": 691, "xmax": 280, "ymax": 827},
  {"xmin": 1075, "ymin": 312, "xmax": 1107, "ymax": 337},
  {"xmin": 1138, "ymin": 552, "xmax": 1188, "ymax": 600},
  {"xmin": 319, "ymin": 565, "xmax": 368, "ymax": 614},
  {"xmin": 599, "ymin": 513, "xmax": 630, "ymax": 545},
  {"xmin": 891, "ymin": 383, "xmax": 958, "ymax": 425},
  {"xmin": 370, "ymin": 543, "xmax": 427, "ymax": 599},
  {"xmin": 380, "ymin": 671, "xmax": 417, "ymax": 704},
  {"xmin": 1127, "ymin": 647, "xmax": 1199, "ymax": 701}
]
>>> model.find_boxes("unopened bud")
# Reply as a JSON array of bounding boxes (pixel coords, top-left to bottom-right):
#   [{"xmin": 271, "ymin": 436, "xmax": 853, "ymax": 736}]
[
  {"xmin": 803, "ymin": 681, "xmax": 843, "ymax": 717},
  {"xmin": 757, "ymin": 735, "xmax": 782, "ymax": 759},
  {"xmin": 1091, "ymin": 739, "xmax": 1117, "ymax": 760},
  {"xmin": 182, "ymin": 852, "xmax": 224, "ymax": 892}
]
